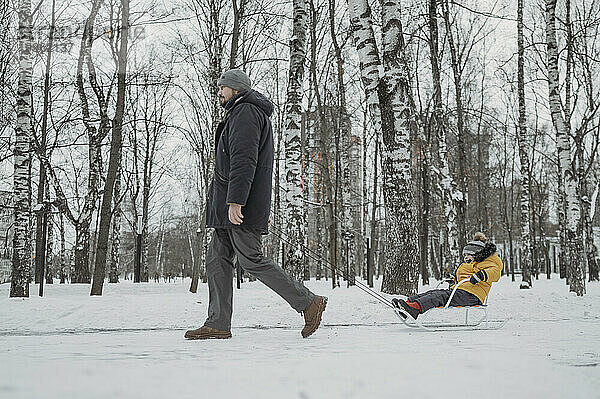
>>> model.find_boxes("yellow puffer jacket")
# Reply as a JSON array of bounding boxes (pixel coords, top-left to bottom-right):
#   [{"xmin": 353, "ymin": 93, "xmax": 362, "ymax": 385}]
[{"xmin": 451, "ymin": 253, "xmax": 503, "ymax": 303}]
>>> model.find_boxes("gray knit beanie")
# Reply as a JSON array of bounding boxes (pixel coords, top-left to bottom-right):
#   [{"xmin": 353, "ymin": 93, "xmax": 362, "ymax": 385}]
[
  {"xmin": 217, "ymin": 69, "xmax": 252, "ymax": 92},
  {"xmin": 462, "ymin": 240, "xmax": 485, "ymax": 257}
]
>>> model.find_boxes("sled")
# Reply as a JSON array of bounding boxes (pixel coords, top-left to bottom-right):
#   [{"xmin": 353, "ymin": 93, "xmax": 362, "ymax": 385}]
[{"xmin": 393, "ymin": 278, "xmax": 508, "ymax": 331}]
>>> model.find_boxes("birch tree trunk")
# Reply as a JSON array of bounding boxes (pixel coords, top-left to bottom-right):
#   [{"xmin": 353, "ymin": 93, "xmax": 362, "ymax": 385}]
[
  {"xmin": 108, "ymin": 166, "xmax": 121, "ymax": 283},
  {"xmin": 273, "ymin": 62, "xmax": 283, "ymax": 267},
  {"xmin": 441, "ymin": 0, "xmax": 467, "ymax": 250},
  {"xmin": 348, "ymin": 0, "xmax": 418, "ymax": 293},
  {"xmin": 59, "ymin": 211, "xmax": 66, "ymax": 283},
  {"xmin": 229, "ymin": 0, "xmax": 247, "ymax": 68},
  {"xmin": 574, "ymin": 117, "xmax": 598, "ymax": 282},
  {"xmin": 349, "ymin": 0, "xmax": 385, "ymax": 287},
  {"xmin": 557, "ymin": 149, "xmax": 567, "ymax": 280},
  {"xmin": 35, "ymin": 0, "xmax": 56, "ymax": 284},
  {"xmin": 348, "ymin": 0, "xmax": 382, "ymax": 133},
  {"xmin": 437, "ymin": 133, "xmax": 460, "ymax": 272},
  {"xmin": 563, "ymin": 0, "xmax": 574, "ymax": 285},
  {"xmin": 580, "ymin": 177, "xmax": 598, "ymax": 282},
  {"xmin": 361, "ymin": 101, "xmax": 370, "ymax": 282},
  {"xmin": 200, "ymin": 202, "xmax": 208, "ymax": 283},
  {"xmin": 329, "ymin": 0, "xmax": 359, "ymax": 283},
  {"xmin": 308, "ymin": 0, "xmax": 337, "ymax": 287},
  {"xmin": 577, "ymin": 9, "xmax": 599, "ymax": 283},
  {"xmin": 284, "ymin": 0, "xmax": 308, "ymax": 280},
  {"xmin": 517, "ymin": 0, "xmax": 533, "ymax": 288},
  {"xmin": 369, "ymin": 134, "xmax": 379, "ymax": 287},
  {"xmin": 378, "ymin": 0, "xmax": 419, "ymax": 295},
  {"xmin": 91, "ymin": 0, "xmax": 129, "ymax": 295},
  {"xmin": 587, "ymin": 182, "xmax": 599, "ymax": 281},
  {"xmin": 427, "ymin": 0, "xmax": 459, "ymax": 272},
  {"xmin": 350, "ymin": 138, "xmax": 363, "ymax": 282},
  {"xmin": 419, "ymin": 137, "xmax": 430, "ymax": 286},
  {"xmin": 141, "ymin": 169, "xmax": 150, "ymax": 282},
  {"xmin": 202, "ymin": 0, "xmax": 223, "ymax": 280},
  {"xmin": 546, "ymin": 0, "xmax": 585, "ymax": 295},
  {"xmin": 45, "ymin": 180, "xmax": 54, "ymax": 284},
  {"xmin": 10, "ymin": 0, "xmax": 33, "ymax": 297},
  {"xmin": 155, "ymin": 219, "xmax": 164, "ymax": 280},
  {"xmin": 72, "ymin": 0, "xmax": 110, "ymax": 284},
  {"xmin": 188, "ymin": 233, "xmax": 197, "ymax": 292}
]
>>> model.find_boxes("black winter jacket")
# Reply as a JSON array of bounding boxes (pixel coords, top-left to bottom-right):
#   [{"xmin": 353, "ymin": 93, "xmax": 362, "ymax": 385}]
[{"xmin": 205, "ymin": 90, "xmax": 274, "ymax": 233}]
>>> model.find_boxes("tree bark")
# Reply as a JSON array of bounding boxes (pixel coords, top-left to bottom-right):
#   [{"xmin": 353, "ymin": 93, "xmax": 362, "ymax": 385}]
[
  {"xmin": 59, "ymin": 212, "xmax": 66, "ymax": 283},
  {"xmin": 369, "ymin": 136, "xmax": 379, "ymax": 288},
  {"xmin": 189, "ymin": 233, "xmax": 198, "ymax": 292},
  {"xmin": 72, "ymin": 221, "xmax": 90, "ymax": 283},
  {"xmin": 284, "ymin": 0, "xmax": 309, "ymax": 280},
  {"xmin": 441, "ymin": 0, "xmax": 467, "ymax": 251},
  {"xmin": 427, "ymin": 0, "xmax": 459, "ymax": 271},
  {"xmin": 71, "ymin": 0, "xmax": 110, "ymax": 283},
  {"xmin": 419, "ymin": 140, "xmax": 430, "ymax": 286},
  {"xmin": 308, "ymin": 0, "xmax": 336, "ymax": 287},
  {"xmin": 10, "ymin": 0, "xmax": 33, "ymax": 297},
  {"xmin": 45, "ymin": 180, "xmax": 54, "ymax": 284},
  {"xmin": 329, "ymin": 0, "xmax": 358, "ymax": 284},
  {"xmin": 229, "ymin": 0, "xmax": 247, "ymax": 68},
  {"xmin": 108, "ymin": 164, "xmax": 122, "ymax": 283},
  {"xmin": 517, "ymin": 0, "xmax": 533, "ymax": 288},
  {"xmin": 427, "ymin": 0, "xmax": 451, "ymax": 277},
  {"xmin": 91, "ymin": 0, "xmax": 129, "ymax": 295},
  {"xmin": 379, "ymin": 0, "xmax": 419, "ymax": 295},
  {"xmin": 348, "ymin": 0, "xmax": 382, "ymax": 286},
  {"xmin": 35, "ymin": 0, "xmax": 56, "ymax": 284},
  {"xmin": 587, "ymin": 181, "xmax": 599, "ymax": 281},
  {"xmin": 273, "ymin": 62, "xmax": 283, "ymax": 268},
  {"xmin": 156, "ymin": 224, "xmax": 164, "ymax": 281},
  {"xmin": 546, "ymin": 0, "xmax": 585, "ymax": 295},
  {"xmin": 574, "ymin": 1, "xmax": 600, "ymax": 283},
  {"xmin": 141, "ymin": 161, "xmax": 150, "ymax": 282},
  {"xmin": 348, "ymin": 0, "xmax": 382, "ymax": 133},
  {"xmin": 348, "ymin": 0, "xmax": 419, "ymax": 294}
]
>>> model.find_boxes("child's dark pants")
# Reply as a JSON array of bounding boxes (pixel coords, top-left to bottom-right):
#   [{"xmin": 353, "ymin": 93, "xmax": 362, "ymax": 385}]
[{"xmin": 408, "ymin": 289, "xmax": 481, "ymax": 313}]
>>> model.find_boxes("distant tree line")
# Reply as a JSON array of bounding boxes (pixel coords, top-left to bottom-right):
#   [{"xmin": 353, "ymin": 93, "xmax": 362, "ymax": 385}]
[{"xmin": 2, "ymin": 0, "xmax": 598, "ymax": 298}]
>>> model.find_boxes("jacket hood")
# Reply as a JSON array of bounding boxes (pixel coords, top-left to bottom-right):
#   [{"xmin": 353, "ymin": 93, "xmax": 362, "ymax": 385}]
[
  {"xmin": 224, "ymin": 89, "xmax": 274, "ymax": 117},
  {"xmin": 473, "ymin": 242, "xmax": 497, "ymax": 262}
]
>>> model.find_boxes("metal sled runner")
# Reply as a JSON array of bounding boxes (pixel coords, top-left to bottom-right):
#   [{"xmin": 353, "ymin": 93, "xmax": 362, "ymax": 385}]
[{"xmin": 393, "ymin": 278, "xmax": 508, "ymax": 331}]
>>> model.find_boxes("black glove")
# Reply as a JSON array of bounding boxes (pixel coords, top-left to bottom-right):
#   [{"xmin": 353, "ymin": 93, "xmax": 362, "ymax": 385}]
[{"xmin": 470, "ymin": 270, "xmax": 486, "ymax": 285}]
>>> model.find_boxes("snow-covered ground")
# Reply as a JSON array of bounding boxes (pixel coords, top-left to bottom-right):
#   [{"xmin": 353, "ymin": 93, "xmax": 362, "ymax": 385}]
[{"xmin": 1, "ymin": 276, "xmax": 599, "ymax": 398}]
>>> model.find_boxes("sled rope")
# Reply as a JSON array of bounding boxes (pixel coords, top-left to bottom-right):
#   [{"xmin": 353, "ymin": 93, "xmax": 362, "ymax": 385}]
[{"xmin": 268, "ymin": 224, "xmax": 396, "ymax": 309}]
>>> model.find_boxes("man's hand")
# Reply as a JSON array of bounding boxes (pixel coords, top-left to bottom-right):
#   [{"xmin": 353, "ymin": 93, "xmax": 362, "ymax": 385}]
[{"xmin": 228, "ymin": 203, "xmax": 244, "ymax": 225}]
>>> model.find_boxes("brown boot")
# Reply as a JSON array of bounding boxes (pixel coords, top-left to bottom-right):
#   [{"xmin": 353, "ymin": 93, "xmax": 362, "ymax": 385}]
[
  {"xmin": 301, "ymin": 296, "xmax": 328, "ymax": 338},
  {"xmin": 184, "ymin": 326, "xmax": 232, "ymax": 340}
]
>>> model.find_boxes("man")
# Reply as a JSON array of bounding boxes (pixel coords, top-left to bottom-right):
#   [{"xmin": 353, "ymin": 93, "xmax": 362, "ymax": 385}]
[{"xmin": 185, "ymin": 69, "xmax": 327, "ymax": 340}]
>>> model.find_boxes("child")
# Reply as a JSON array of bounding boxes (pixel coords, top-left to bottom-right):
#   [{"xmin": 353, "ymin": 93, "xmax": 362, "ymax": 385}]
[{"xmin": 393, "ymin": 232, "xmax": 503, "ymax": 319}]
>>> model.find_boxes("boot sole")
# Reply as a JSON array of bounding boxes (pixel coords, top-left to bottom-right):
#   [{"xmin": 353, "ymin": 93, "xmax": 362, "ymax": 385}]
[
  {"xmin": 184, "ymin": 331, "xmax": 232, "ymax": 340},
  {"xmin": 392, "ymin": 299, "xmax": 408, "ymax": 320},
  {"xmin": 302, "ymin": 296, "xmax": 328, "ymax": 338}
]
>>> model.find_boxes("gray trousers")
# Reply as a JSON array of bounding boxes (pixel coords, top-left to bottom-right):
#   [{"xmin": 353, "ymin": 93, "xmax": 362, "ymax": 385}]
[
  {"xmin": 204, "ymin": 227, "xmax": 314, "ymax": 331},
  {"xmin": 408, "ymin": 289, "xmax": 481, "ymax": 313}
]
